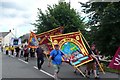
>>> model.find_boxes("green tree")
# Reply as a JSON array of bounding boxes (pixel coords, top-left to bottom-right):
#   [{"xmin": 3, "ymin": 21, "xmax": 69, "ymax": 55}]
[
  {"xmin": 81, "ymin": 2, "xmax": 120, "ymax": 57},
  {"xmin": 33, "ymin": 2, "xmax": 85, "ymax": 34}
]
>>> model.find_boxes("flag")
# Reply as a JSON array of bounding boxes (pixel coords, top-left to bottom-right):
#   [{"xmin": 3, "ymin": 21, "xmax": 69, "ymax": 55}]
[
  {"xmin": 36, "ymin": 26, "xmax": 64, "ymax": 52},
  {"xmin": 50, "ymin": 32, "xmax": 93, "ymax": 67},
  {"xmin": 28, "ymin": 31, "xmax": 38, "ymax": 48},
  {"xmin": 108, "ymin": 47, "xmax": 120, "ymax": 70}
]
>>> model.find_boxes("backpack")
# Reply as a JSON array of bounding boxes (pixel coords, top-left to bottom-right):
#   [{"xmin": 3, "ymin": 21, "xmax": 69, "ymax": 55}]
[
  {"xmin": 51, "ymin": 50, "xmax": 64, "ymax": 60},
  {"xmin": 51, "ymin": 51, "xmax": 58, "ymax": 60}
]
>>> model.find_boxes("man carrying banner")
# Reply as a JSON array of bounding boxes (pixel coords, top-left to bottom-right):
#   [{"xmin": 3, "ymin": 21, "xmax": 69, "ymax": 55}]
[
  {"xmin": 48, "ymin": 44, "xmax": 67, "ymax": 80},
  {"xmin": 86, "ymin": 44, "xmax": 99, "ymax": 79}
]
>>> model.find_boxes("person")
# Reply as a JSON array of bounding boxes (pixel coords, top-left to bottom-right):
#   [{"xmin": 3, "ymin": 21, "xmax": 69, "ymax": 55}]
[
  {"xmin": 30, "ymin": 48, "xmax": 35, "ymax": 57},
  {"xmin": 1, "ymin": 46, "xmax": 3, "ymax": 52},
  {"xmin": 86, "ymin": 44, "xmax": 99, "ymax": 79},
  {"xmin": 11, "ymin": 46, "xmax": 14, "ymax": 55},
  {"xmin": 15, "ymin": 46, "xmax": 20, "ymax": 57},
  {"xmin": 24, "ymin": 45, "xmax": 29, "ymax": 62},
  {"xmin": 92, "ymin": 45, "xmax": 100, "ymax": 76},
  {"xmin": 5, "ymin": 45, "xmax": 9, "ymax": 55},
  {"xmin": 20, "ymin": 45, "xmax": 24, "ymax": 57},
  {"xmin": 48, "ymin": 44, "xmax": 67, "ymax": 80},
  {"xmin": 36, "ymin": 44, "xmax": 44, "ymax": 70}
]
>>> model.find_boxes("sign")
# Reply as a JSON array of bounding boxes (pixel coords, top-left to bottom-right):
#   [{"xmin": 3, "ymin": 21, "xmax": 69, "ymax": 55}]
[
  {"xmin": 109, "ymin": 47, "xmax": 120, "ymax": 70},
  {"xmin": 11, "ymin": 38, "xmax": 21, "ymax": 46},
  {"xmin": 50, "ymin": 32, "xmax": 93, "ymax": 67}
]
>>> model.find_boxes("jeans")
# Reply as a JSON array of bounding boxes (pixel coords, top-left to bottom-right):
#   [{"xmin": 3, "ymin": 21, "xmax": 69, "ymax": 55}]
[{"xmin": 37, "ymin": 57, "xmax": 44, "ymax": 69}]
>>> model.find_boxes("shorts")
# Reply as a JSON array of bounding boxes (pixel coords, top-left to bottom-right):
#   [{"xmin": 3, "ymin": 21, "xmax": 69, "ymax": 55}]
[
  {"xmin": 86, "ymin": 62, "xmax": 96, "ymax": 71},
  {"xmin": 53, "ymin": 64, "xmax": 60, "ymax": 73}
]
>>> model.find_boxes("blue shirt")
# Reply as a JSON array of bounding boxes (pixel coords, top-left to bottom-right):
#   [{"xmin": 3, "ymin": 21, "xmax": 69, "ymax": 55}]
[{"xmin": 50, "ymin": 49, "xmax": 64, "ymax": 65}]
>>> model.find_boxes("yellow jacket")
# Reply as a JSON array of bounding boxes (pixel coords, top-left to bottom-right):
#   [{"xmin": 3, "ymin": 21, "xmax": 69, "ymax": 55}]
[
  {"xmin": 5, "ymin": 47, "xmax": 9, "ymax": 51},
  {"xmin": 10, "ymin": 47, "xmax": 14, "ymax": 50}
]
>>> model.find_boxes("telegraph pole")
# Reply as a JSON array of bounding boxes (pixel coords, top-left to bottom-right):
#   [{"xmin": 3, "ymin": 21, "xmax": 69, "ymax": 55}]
[{"xmin": 69, "ymin": 0, "xmax": 71, "ymax": 9}]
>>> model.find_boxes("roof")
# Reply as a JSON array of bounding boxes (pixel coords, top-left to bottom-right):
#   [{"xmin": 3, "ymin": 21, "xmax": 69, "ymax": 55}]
[{"xmin": 0, "ymin": 32, "xmax": 10, "ymax": 38}]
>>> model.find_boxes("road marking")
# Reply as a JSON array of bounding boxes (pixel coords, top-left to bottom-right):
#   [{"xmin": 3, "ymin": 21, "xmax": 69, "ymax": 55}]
[
  {"xmin": 10, "ymin": 55, "xmax": 15, "ymax": 58},
  {"xmin": 18, "ymin": 59, "xmax": 28, "ymax": 64},
  {"xmin": 34, "ymin": 66, "xmax": 54, "ymax": 78}
]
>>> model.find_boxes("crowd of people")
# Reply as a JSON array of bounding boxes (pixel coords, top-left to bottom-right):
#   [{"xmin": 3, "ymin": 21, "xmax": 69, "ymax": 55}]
[
  {"xmin": 1, "ymin": 43, "xmax": 101, "ymax": 80},
  {"xmin": 2, "ymin": 45, "xmax": 35, "ymax": 62}
]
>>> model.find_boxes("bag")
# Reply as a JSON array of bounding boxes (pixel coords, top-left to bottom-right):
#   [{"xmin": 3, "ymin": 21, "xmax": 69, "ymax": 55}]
[{"xmin": 51, "ymin": 50, "xmax": 58, "ymax": 60}]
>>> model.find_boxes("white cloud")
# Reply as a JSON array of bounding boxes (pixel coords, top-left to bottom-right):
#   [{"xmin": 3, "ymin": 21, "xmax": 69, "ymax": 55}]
[{"xmin": 0, "ymin": 0, "xmax": 89, "ymax": 37}]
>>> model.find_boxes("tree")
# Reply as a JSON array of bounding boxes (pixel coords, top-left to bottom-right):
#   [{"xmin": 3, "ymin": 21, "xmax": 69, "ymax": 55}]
[
  {"xmin": 33, "ymin": 1, "xmax": 86, "ymax": 34},
  {"xmin": 81, "ymin": 2, "xmax": 120, "ymax": 57}
]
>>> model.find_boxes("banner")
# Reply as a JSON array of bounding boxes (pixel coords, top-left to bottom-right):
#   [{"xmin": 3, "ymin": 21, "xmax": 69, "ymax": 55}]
[
  {"xmin": 36, "ymin": 26, "xmax": 64, "ymax": 52},
  {"xmin": 11, "ymin": 38, "xmax": 21, "ymax": 46},
  {"xmin": 28, "ymin": 31, "xmax": 38, "ymax": 48},
  {"xmin": 50, "ymin": 32, "xmax": 93, "ymax": 67},
  {"xmin": 108, "ymin": 47, "xmax": 120, "ymax": 70}
]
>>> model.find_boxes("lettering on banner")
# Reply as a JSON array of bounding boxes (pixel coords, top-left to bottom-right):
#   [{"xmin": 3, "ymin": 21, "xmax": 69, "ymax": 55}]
[{"xmin": 114, "ymin": 53, "xmax": 120, "ymax": 66}]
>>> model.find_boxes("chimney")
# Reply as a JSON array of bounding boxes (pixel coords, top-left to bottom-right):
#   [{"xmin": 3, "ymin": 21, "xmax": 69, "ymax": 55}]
[{"xmin": 9, "ymin": 30, "xmax": 11, "ymax": 32}]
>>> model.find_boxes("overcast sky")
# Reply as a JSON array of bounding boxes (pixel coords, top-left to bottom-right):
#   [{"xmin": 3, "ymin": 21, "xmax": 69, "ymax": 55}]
[{"xmin": 0, "ymin": 0, "xmax": 89, "ymax": 37}]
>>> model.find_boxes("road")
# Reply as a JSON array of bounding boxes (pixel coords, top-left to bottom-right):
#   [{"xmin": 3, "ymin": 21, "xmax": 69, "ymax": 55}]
[{"xmin": 1, "ymin": 52, "xmax": 120, "ymax": 80}]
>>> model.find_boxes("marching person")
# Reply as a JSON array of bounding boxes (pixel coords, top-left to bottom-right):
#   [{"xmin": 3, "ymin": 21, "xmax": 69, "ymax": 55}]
[
  {"xmin": 15, "ymin": 46, "xmax": 20, "ymax": 57},
  {"xmin": 24, "ymin": 45, "xmax": 29, "ymax": 62},
  {"xmin": 20, "ymin": 45, "xmax": 24, "ymax": 57},
  {"xmin": 48, "ymin": 44, "xmax": 67, "ymax": 80},
  {"xmin": 91, "ymin": 44, "xmax": 100, "ymax": 76},
  {"xmin": 11, "ymin": 46, "xmax": 14, "ymax": 55},
  {"xmin": 5, "ymin": 45, "xmax": 9, "ymax": 55},
  {"xmin": 86, "ymin": 44, "xmax": 99, "ymax": 79},
  {"xmin": 36, "ymin": 44, "xmax": 44, "ymax": 70},
  {"xmin": 30, "ymin": 48, "xmax": 35, "ymax": 58}
]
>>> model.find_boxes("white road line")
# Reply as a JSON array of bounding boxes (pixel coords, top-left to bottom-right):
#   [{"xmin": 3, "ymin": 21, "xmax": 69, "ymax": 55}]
[
  {"xmin": 34, "ymin": 66, "xmax": 54, "ymax": 78},
  {"xmin": 18, "ymin": 59, "xmax": 28, "ymax": 64},
  {"xmin": 10, "ymin": 55, "xmax": 15, "ymax": 58}
]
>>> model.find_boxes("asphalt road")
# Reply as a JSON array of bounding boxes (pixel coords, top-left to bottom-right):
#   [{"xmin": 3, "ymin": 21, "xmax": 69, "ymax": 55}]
[{"xmin": 1, "ymin": 52, "xmax": 120, "ymax": 80}]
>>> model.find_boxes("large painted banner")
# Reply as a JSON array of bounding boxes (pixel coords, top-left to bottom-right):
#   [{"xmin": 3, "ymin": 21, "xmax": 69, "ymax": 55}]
[
  {"xmin": 28, "ymin": 27, "xmax": 64, "ymax": 52},
  {"xmin": 36, "ymin": 26, "xmax": 64, "ymax": 51},
  {"xmin": 50, "ymin": 32, "xmax": 93, "ymax": 67},
  {"xmin": 109, "ymin": 47, "xmax": 120, "ymax": 70}
]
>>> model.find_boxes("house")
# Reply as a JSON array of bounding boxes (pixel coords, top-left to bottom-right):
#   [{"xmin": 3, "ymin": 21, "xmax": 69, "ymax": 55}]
[{"xmin": 0, "ymin": 30, "xmax": 15, "ymax": 47}]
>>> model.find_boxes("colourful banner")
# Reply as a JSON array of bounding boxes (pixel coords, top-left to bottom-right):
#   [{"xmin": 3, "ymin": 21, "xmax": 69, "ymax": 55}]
[
  {"xmin": 108, "ymin": 47, "xmax": 120, "ymax": 70},
  {"xmin": 36, "ymin": 26, "xmax": 64, "ymax": 52},
  {"xmin": 28, "ymin": 31, "xmax": 38, "ymax": 48},
  {"xmin": 50, "ymin": 32, "xmax": 93, "ymax": 67}
]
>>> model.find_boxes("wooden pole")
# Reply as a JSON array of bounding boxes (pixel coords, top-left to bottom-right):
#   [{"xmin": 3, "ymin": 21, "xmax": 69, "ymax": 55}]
[{"xmin": 74, "ymin": 66, "xmax": 86, "ymax": 77}]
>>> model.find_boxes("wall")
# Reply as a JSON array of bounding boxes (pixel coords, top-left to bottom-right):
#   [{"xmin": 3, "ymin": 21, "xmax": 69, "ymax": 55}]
[{"xmin": 3, "ymin": 32, "xmax": 15, "ymax": 46}]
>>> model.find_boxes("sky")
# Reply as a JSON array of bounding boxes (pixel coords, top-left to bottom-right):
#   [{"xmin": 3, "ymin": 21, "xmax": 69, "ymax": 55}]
[{"xmin": 0, "ymin": 0, "xmax": 89, "ymax": 38}]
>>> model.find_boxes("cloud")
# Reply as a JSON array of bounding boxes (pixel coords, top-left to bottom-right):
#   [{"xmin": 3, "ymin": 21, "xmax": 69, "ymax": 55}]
[
  {"xmin": 0, "ymin": 1, "xmax": 26, "ymax": 11},
  {"xmin": 0, "ymin": 0, "xmax": 89, "ymax": 37}
]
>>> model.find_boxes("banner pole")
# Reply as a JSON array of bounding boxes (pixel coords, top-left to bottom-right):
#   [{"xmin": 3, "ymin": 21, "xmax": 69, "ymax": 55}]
[{"xmin": 74, "ymin": 66, "xmax": 86, "ymax": 77}]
